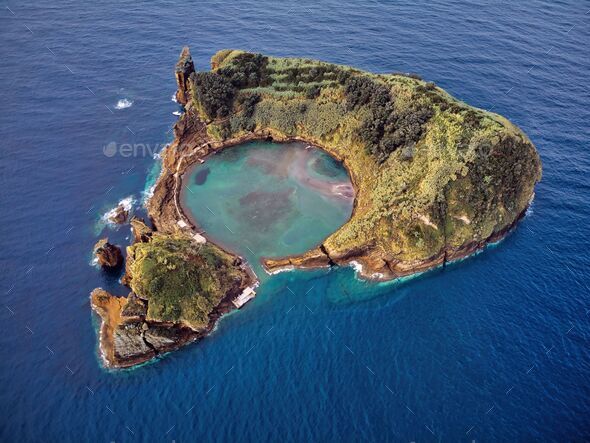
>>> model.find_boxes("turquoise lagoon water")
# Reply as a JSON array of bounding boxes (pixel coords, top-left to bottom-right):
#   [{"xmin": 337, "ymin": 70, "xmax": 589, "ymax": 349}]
[{"xmin": 182, "ymin": 141, "xmax": 354, "ymax": 277}]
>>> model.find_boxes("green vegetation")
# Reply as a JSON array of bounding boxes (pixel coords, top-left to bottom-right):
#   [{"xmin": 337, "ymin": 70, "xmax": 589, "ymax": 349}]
[
  {"xmin": 193, "ymin": 72, "xmax": 235, "ymax": 119},
  {"xmin": 188, "ymin": 50, "xmax": 541, "ymax": 263},
  {"xmin": 127, "ymin": 233, "xmax": 244, "ymax": 330}
]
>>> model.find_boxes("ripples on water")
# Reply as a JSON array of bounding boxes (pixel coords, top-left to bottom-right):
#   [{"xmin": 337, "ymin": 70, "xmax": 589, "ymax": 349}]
[{"xmin": 1, "ymin": 0, "xmax": 589, "ymax": 441}]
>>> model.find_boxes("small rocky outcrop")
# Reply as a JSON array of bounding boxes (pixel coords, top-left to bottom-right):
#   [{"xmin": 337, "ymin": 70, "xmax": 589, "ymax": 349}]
[
  {"xmin": 129, "ymin": 216, "xmax": 153, "ymax": 243},
  {"xmin": 94, "ymin": 238, "xmax": 123, "ymax": 268},
  {"xmin": 263, "ymin": 247, "xmax": 332, "ymax": 274},
  {"xmin": 108, "ymin": 204, "xmax": 129, "ymax": 224},
  {"xmin": 175, "ymin": 46, "xmax": 195, "ymax": 106}
]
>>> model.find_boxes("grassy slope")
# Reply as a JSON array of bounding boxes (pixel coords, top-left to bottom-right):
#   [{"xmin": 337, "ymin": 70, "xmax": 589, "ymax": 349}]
[
  {"xmin": 195, "ymin": 50, "xmax": 541, "ymax": 263},
  {"xmin": 126, "ymin": 233, "xmax": 244, "ymax": 330}
]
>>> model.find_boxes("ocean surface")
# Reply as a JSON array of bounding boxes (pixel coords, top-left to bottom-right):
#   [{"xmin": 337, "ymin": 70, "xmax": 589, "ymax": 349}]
[{"xmin": 1, "ymin": 1, "xmax": 589, "ymax": 441}]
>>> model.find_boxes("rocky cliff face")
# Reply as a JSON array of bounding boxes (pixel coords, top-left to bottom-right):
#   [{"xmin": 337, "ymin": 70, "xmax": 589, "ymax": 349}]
[
  {"xmin": 91, "ymin": 288, "xmax": 199, "ymax": 368},
  {"xmin": 129, "ymin": 216, "xmax": 152, "ymax": 243},
  {"xmin": 174, "ymin": 46, "xmax": 195, "ymax": 106}
]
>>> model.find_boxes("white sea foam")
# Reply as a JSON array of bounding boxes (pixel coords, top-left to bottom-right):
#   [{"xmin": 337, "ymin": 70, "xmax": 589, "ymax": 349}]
[
  {"xmin": 101, "ymin": 196, "xmax": 135, "ymax": 225},
  {"xmin": 171, "ymin": 93, "xmax": 178, "ymax": 103},
  {"xmin": 142, "ymin": 183, "xmax": 156, "ymax": 202},
  {"xmin": 172, "ymin": 110, "xmax": 182, "ymax": 116},
  {"xmin": 115, "ymin": 98, "xmax": 133, "ymax": 109},
  {"xmin": 265, "ymin": 265, "xmax": 295, "ymax": 275},
  {"xmin": 349, "ymin": 260, "xmax": 363, "ymax": 274}
]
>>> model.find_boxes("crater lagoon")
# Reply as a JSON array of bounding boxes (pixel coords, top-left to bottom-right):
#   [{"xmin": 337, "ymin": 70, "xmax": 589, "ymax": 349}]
[{"xmin": 182, "ymin": 141, "xmax": 354, "ymax": 276}]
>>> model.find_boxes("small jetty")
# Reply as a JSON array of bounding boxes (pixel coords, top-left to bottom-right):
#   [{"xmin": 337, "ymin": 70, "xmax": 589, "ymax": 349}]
[{"xmin": 233, "ymin": 287, "xmax": 256, "ymax": 308}]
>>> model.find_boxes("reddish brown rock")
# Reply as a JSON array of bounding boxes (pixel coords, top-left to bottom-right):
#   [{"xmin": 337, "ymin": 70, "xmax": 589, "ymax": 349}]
[
  {"xmin": 94, "ymin": 238, "xmax": 123, "ymax": 268},
  {"xmin": 175, "ymin": 46, "xmax": 195, "ymax": 106},
  {"xmin": 129, "ymin": 216, "xmax": 153, "ymax": 243},
  {"xmin": 108, "ymin": 204, "xmax": 129, "ymax": 224}
]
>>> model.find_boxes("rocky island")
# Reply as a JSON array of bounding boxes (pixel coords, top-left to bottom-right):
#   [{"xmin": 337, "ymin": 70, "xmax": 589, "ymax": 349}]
[
  {"xmin": 92, "ymin": 46, "xmax": 541, "ymax": 368},
  {"xmin": 92, "ymin": 219, "xmax": 254, "ymax": 368}
]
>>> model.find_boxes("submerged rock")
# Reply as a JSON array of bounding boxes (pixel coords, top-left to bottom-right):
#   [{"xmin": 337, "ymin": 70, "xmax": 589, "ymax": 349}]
[{"xmin": 93, "ymin": 238, "xmax": 123, "ymax": 268}]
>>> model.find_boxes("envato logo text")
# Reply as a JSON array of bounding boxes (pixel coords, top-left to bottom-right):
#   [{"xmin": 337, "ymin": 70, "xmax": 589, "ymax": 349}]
[{"xmin": 102, "ymin": 141, "xmax": 166, "ymax": 158}]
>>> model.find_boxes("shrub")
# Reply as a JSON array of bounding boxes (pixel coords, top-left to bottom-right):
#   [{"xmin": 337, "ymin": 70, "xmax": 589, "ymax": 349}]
[
  {"xmin": 236, "ymin": 93, "xmax": 261, "ymax": 118},
  {"xmin": 343, "ymin": 75, "xmax": 388, "ymax": 111},
  {"xmin": 306, "ymin": 85, "xmax": 321, "ymax": 99},
  {"xmin": 218, "ymin": 53, "xmax": 270, "ymax": 88},
  {"xmin": 192, "ymin": 72, "xmax": 236, "ymax": 119}
]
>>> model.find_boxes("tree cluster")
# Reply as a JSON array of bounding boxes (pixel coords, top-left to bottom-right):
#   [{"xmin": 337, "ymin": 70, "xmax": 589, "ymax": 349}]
[
  {"xmin": 343, "ymin": 75, "xmax": 433, "ymax": 162},
  {"xmin": 192, "ymin": 72, "xmax": 236, "ymax": 119},
  {"xmin": 218, "ymin": 53, "xmax": 271, "ymax": 88}
]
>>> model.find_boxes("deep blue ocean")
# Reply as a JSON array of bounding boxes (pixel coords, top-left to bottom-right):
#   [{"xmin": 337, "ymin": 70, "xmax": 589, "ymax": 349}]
[{"xmin": 1, "ymin": 1, "xmax": 590, "ymax": 441}]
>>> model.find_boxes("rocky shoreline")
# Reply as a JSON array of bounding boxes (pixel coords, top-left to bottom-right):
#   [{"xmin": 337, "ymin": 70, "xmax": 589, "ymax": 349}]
[
  {"xmin": 91, "ymin": 281, "xmax": 247, "ymax": 369},
  {"xmin": 262, "ymin": 204, "xmax": 530, "ymax": 281}
]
